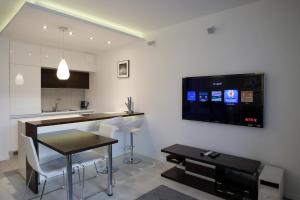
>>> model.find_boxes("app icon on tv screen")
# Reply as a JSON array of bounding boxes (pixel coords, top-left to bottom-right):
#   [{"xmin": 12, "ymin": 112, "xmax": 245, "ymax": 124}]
[
  {"xmin": 224, "ymin": 90, "xmax": 238, "ymax": 104},
  {"xmin": 241, "ymin": 91, "xmax": 254, "ymax": 103},
  {"xmin": 199, "ymin": 91, "xmax": 209, "ymax": 102},
  {"xmin": 187, "ymin": 91, "xmax": 196, "ymax": 102},
  {"xmin": 211, "ymin": 91, "xmax": 222, "ymax": 102}
]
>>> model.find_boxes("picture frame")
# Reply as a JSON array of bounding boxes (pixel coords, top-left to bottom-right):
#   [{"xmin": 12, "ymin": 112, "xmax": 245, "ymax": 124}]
[{"xmin": 117, "ymin": 60, "xmax": 129, "ymax": 78}]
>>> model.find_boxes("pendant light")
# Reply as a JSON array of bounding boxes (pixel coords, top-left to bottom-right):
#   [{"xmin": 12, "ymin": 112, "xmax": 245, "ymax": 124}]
[
  {"xmin": 57, "ymin": 27, "xmax": 70, "ymax": 80},
  {"xmin": 15, "ymin": 72, "xmax": 24, "ymax": 85}
]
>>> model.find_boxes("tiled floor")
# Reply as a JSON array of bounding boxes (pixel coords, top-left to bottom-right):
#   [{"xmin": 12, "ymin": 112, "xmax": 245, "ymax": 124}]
[{"xmin": 0, "ymin": 154, "xmax": 222, "ymax": 200}]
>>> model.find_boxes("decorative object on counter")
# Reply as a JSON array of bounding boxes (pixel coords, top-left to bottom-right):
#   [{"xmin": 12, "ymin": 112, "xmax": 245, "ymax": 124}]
[
  {"xmin": 80, "ymin": 101, "xmax": 89, "ymax": 110},
  {"xmin": 117, "ymin": 60, "xmax": 129, "ymax": 78},
  {"xmin": 57, "ymin": 27, "xmax": 70, "ymax": 80},
  {"xmin": 125, "ymin": 97, "xmax": 134, "ymax": 114}
]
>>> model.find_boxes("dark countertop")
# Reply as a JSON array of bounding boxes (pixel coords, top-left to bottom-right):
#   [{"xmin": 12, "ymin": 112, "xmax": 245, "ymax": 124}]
[
  {"xmin": 27, "ymin": 112, "xmax": 144, "ymax": 127},
  {"xmin": 38, "ymin": 129, "xmax": 118, "ymax": 155}
]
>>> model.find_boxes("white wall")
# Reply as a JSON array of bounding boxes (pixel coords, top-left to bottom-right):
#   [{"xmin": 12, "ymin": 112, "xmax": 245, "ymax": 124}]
[
  {"xmin": 0, "ymin": 37, "xmax": 10, "ymax": 160},
  {"xmin": 41, "ymin": 88, "xmax": 86, "ymax": 111},
  {"xmin": 88, "ymin": 0, "xmax": 300, "ymax": 198}
]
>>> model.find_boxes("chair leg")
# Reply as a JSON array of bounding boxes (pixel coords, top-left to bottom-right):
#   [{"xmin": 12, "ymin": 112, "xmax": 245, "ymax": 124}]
[
  {"xmin": 62, "ymin": 171, "xmax": 65, "ymax": 189},
  {"xmin": 77, "ymin": 167, "xmax": 81, "ymax": 184},
  {"xmin": 39, "ymin": 177, "xmax": 47, "ymax": 200},
  {"xmin": 112, "ymin": 174, "xmax": 116, "ymax": 186},
  {"xmin": 80, "ymin": 166, "xmax": 85, "ymax": 200},
  {"xmin": 22, "ymin": 169, "xmax": 33, "ymax": 200},
  {"xmin": 94, "ymin": 162, "xmax": 100, "ymax": 175}
]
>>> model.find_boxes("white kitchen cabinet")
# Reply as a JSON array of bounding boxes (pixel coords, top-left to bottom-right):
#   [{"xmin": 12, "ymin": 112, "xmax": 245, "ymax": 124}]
[
  {"xmin": 0, "ymin": 37, "xmax": 10, "ymax": 161},
  {"xmin": 9, "ymin": 119, "xmax": 19, "ymax": 152},
  {"xmin": 84, "ymin": 53, "xmax": 96, "ymax": 72},
  {"xmin": 64, "ymin": 50, "xmax": 85, "ymax": 71},
  {"xmin": 10, "ymin": 41, "xmax": 41, "ymax": 66},
  {"xmin": 10, "ymin": 64, "xmax": 41, "ymax": 115},
  {"xmin": 41, "ymin": 46, "xmax": 61, "ymax": 69},
  {"xmin": 41, "ymin": 46, "xmax": 96, "ymax": 72},
  {"xmin": 64, "ymin": 51, "xmax": 96, "ymax": 72}
]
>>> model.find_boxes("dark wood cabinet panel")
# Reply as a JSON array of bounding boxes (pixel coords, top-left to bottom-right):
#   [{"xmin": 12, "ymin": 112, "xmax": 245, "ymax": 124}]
[{"xmin": 41, "ymin": 68, "xmax": 89, "ymax": 89}]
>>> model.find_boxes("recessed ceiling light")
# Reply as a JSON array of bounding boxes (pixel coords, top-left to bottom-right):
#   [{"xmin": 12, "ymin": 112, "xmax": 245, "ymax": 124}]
[
  {"xmin": 68, "ymin": 31, "xmax": 73, "ymax": 36},
  {"xmin": 107, "ymin": 41, "xmax": 112, "ymax": 45},
  {"xmin": 89, "ymin": 36, "xmax": 94, "ymax": 40},
  {"xmin": 42, "ymin": 25, "xmax": 47, "ymax": 29}
]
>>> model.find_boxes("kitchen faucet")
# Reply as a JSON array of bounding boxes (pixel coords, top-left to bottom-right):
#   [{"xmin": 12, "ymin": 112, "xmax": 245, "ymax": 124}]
[{"xmin": 53, "ymin": 98, "xmax": 62, "ymax": 112}]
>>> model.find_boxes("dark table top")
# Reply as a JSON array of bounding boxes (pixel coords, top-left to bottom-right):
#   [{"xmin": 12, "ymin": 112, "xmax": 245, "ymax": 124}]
[
  {"xmin": 162, "ymin": 144, "xmax": 261, "ymax": 174},
  {"xmin": 38, "ymin": 129, "xmax": 118, "ymax": 155},
  {"xmin": 27, "ymin": 112, "xmax": 144, "ymax": 127}
]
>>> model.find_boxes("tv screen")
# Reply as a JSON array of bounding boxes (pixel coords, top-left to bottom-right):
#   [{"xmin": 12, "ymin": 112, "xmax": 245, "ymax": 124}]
[{"xmin": 182, "ymin": 73, "xmax": 264, "ymax": 128}]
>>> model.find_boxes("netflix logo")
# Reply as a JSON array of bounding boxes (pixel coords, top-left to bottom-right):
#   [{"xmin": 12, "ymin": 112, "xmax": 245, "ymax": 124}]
[{"xmin": 245, "ymin": 117, "xmax": 257, "ymax": 123}]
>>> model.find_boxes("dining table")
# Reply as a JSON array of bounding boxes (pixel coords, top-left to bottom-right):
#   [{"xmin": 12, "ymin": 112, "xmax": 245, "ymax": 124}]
[{"xmin": 38, "ymin": 129, "xmax": 118, "ymax": 200}]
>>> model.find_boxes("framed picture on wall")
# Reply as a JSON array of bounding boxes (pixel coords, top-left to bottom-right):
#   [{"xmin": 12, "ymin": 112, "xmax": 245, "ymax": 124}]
[{"xmin": 117, "ymin": 60, "xmax": 129, "ymax": 78}]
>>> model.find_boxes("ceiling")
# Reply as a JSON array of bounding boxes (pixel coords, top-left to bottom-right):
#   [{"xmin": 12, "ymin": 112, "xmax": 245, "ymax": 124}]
[
  {"xmin": 38, "ymin": 0, "xmax": 258, "ymax": 33},
  {"xmin": 1, "ymin": 4, "xmax": 141, "ymax": 53},
  {"xmin": 0, "ymin": 0, "xmax": 258, "ymax": 53}
]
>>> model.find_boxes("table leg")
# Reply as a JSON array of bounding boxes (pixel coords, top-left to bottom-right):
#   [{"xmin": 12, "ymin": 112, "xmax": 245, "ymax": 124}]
[
  {"xmin": 107, "ymin": 144, "xmax": 113, "ymax": 196},
  {"xmin": 66, "ymin": 155, "xmax": 73, "ymax": 200}
]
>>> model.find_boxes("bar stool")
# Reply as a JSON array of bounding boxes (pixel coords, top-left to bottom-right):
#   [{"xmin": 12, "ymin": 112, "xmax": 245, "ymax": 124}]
[{"xmin": 123, "ymin": 118, "xmax": 144, "ymax": 164}]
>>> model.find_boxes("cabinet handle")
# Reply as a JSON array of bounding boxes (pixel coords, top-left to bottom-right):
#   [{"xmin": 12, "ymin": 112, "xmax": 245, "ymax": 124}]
[{"xmin": 227, "ymin": 191, "xmax": 235, "ymax": 195}]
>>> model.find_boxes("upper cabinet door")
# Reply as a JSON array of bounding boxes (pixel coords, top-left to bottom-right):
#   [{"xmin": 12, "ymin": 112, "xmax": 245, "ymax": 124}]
[
  {"xmin": 65, "ymin": 51, "xmax": 96, "ymax": 72},
  {"xmin": 10, "ymin": 64, "xmax": 41, "ymax": 115},
  {"xmin": 41, "ymin": 46, "xmax": 61, "ymax": 69},
  {"xmin": 84, "ymin": 53, "xmax": 96, "ymax": 72},
  {"xmin": 10, "ymin": 41, "xmax": 40, "ymax": 66},
  {"xmin": 64, "ymin": 50, "xmax": 85, "ymax": 71}
]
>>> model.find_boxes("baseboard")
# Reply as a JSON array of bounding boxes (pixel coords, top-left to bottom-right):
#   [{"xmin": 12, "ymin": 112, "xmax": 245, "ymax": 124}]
[{"xmin": 0, "ymin": 154, "xmax": 10, "ymax": 162}]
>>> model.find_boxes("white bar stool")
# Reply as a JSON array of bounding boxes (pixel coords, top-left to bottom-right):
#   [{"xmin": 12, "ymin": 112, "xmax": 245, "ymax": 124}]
[{"xmin": 123, "ymin": 118, "xmax": 144, "ymax": 164}]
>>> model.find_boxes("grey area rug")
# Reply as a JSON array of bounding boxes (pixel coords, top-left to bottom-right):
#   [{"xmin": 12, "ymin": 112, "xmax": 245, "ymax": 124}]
[{"xmin": 136, "ymin": 185, "xmax": 198, "ymax": 200}]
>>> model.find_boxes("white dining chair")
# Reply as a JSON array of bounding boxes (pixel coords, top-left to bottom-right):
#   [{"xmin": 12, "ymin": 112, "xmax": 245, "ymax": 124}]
[
  {"xmin": 94, "ymin": 117, "xmax": 123, "ymax": 173},
  {"xmin": 74, "ymin": 117, "xmax": 122, "ymax": 199},
  {"xmin": 21, "ymin": 135, "xmax": 81, "ymax": 200},
  {"xmin": 123, "ymin": 118, "xmax": 144, "ymax": 164}
]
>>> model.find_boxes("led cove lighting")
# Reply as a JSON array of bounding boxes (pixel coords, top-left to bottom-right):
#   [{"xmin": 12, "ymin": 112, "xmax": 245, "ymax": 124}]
[
  {"xmin": 0, "ymin": 0, "xmax": 25, "ymax": 33},
  {"xmin": 25, "ymin": 0, "xmax": 144, "ymax": 38}
]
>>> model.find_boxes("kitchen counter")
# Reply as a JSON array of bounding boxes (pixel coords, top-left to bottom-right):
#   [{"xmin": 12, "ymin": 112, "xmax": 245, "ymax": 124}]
[
  {"xmin": 27, "ymin": 112, "xmax": 144, "ymax": 127},
  {"xmin": 24, "ymin": 111, "xmax": 144, "ymax": 193},
  {"xmin": 10, "ymin": 109, "xmax": 94, "ymax": 119}
]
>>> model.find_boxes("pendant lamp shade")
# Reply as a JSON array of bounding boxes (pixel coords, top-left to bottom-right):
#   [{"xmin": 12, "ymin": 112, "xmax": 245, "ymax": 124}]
[
  {"xmin": 57, "ymin": 26, "xmax": 70, "ymax": 80},
  {"xmin": 15, "ymin": 73, "xmax": 24, "ymax": 85},
  {"xmin": 57, "ymin": 58, "xmax": 70, "ymax": 80}
]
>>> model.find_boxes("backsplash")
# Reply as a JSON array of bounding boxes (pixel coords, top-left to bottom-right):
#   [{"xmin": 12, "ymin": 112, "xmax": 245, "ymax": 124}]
[{"xmin": 41, "ymin": 88, "xmax": 86, "ymax": 112}]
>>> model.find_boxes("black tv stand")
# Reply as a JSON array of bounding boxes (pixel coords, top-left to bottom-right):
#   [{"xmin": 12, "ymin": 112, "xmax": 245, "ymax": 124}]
[{"xmin": 161, "ymin": 144, "xmax": 261, "ymax": 200}]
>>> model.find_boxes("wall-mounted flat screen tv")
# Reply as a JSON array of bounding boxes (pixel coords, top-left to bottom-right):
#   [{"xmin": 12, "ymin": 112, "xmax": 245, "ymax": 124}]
[{"xmin": 182, "ymin": 73, "xmax": 264, "ymax": 128}]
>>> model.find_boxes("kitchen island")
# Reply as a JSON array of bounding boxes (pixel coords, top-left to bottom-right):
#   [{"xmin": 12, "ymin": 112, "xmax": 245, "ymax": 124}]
[{"xmin": 21, "ymin": 112, "xmax": 144, "ymax": 194}]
